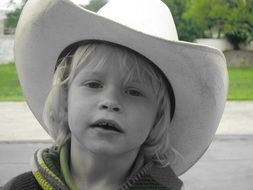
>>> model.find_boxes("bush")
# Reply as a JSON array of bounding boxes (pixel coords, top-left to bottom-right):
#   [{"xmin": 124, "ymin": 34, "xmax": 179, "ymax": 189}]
[
  {"xmin": 223, "ymin": 0, "xmax": 253, "ymax": 49},
  {"xmin": 162, "ymin": 0, "xmax": 204, "ymax": 41},
  {"xmin": 182, "ymin": 0, "xmax": 253, "ymax": 49}
]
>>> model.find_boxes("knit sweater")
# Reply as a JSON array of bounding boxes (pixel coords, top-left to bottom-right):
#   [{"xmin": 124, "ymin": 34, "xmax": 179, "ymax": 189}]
[{"xmin": 3, "ymin": 141, "xmax": 183, "ymax": 190}]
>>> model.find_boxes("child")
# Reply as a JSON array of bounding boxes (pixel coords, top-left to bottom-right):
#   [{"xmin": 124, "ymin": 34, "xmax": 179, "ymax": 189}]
[{"xmin": 4, "ymin": 0, "xmax": 228, "ymax": 189}]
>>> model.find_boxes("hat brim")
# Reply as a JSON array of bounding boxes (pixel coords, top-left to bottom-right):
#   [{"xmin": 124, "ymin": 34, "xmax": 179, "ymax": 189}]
[{"xmin": 15, "ymin": 0, "xmax": 228, "ymax": 175}]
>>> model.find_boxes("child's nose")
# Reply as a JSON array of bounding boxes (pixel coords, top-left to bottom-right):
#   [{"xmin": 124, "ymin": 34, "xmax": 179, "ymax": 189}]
[
  {"xmin": 99, "ymin": 102, "xmax": 121, "ymax": 112},
  {"xmin": 99, "ymin": 88, "xmax": 122, "ymax": 112}
]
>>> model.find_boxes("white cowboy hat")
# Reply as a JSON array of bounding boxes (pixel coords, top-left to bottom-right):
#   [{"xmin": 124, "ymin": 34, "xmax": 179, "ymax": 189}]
[{"xmin": 15, "ymin": 0, "xmax": 228, "ymax": 176}]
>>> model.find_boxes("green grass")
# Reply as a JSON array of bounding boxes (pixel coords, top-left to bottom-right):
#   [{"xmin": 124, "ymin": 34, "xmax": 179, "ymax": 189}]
[
  {"xmin": 0, "ymin": 64, "xmax": 253, "ymax": 101},
  {"xmin": 0, "ymin": 63, "xmax": 24, "ymax": 101},
  {"xmin": 228, "ymin": 67, "xmax": 253, "ymax": 100}
]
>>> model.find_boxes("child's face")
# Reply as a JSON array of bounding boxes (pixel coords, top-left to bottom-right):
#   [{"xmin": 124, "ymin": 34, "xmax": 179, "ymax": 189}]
[{"xmin": 67, "ymin": 50, "xmax": 158, "ymax": 156}]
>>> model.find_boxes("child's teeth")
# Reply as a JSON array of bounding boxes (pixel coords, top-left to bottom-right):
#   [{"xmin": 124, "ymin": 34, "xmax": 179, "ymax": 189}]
[{"xmin": 97, "ymin": 122, "xmax": 115, "ymax": 128}]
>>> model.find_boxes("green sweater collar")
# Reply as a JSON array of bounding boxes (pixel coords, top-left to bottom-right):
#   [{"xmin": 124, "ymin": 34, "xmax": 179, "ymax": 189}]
[{"xmin": 60, "ymin": 140, "xmax": 79, "ymax": 190}]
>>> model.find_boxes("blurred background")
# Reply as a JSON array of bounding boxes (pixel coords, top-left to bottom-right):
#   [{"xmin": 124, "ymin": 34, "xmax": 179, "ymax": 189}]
[{"xmin": 0, "ymin": 0, "xmax": 252, "ymax": 189}]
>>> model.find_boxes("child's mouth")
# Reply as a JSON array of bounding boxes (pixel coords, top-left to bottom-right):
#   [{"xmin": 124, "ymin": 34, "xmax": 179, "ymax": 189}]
[{"xmin": 90, "ymin": 119, "xmax": 123, "ymax": 133}]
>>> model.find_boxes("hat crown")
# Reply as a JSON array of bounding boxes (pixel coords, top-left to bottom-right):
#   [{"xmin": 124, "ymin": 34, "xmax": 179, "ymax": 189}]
[{"xmin": 97, "ymin": 0, "xmax": 178, "ymax": 41}]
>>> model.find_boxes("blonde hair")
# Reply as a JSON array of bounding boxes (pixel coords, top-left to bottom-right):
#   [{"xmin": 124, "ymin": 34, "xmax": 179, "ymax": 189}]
[{"xmin": 43, "ymin": 42, "xmax": 181, "ymax": 166}]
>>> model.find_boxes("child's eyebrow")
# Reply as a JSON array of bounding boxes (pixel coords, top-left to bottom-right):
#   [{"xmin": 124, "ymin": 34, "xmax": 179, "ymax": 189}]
[
  {"xmin": 124, "ymin": 79, "xmax": 155, "ymax": 93},
  {"xmin": 77, "ymin": 70, "xmax": 152, "ymax": 88},
  {"xmin": 78, "ymin": 70, "xmax": 104, "ymax": 78},
  {"xmin": 126, "ymin": 79, "xmax": 148, "ymax": 86},
  {"xmin": 125, "ymin": 75, "xmax": 152, "ymax": 86}
]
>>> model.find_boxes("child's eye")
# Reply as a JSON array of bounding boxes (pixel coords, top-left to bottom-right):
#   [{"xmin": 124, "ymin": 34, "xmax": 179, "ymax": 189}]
[
  {"xmin": 84, "ymin": 81, "xmax": 103, "ymax": 88},
  {"xmin": 125, "ymin": 89, "xmax": 144, "ymax": 97}
]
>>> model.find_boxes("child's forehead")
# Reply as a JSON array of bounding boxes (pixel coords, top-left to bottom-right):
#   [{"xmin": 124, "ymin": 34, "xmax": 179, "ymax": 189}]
[
  {"xmin": 76, "ymin": 45, "xmax": 152, "ymax": 77},
  {"xmin": 78, "ymin": 63, "xmax": 150, "ymax": 85}
]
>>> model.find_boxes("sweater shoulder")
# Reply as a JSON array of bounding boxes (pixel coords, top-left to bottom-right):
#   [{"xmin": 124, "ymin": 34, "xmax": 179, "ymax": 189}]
[
  {"xmin": 129, "ymin": 174, "xmax": 183, "ymax": 190},
  {"xmin": 2, "ymin": 172, "xmax": 42, "ymax": 190}
]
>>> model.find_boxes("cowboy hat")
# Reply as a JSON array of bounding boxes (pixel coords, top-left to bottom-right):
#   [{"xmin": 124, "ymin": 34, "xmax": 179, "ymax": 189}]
[{"xmin": 14, "ymin": 0, "xmax": 228, "ymax": 176}]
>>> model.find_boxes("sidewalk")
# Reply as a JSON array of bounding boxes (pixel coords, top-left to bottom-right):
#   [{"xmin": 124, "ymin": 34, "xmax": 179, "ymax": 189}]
[{"xmin": 0, "ymin": 101, "xmax": 253, "ymax": 189}]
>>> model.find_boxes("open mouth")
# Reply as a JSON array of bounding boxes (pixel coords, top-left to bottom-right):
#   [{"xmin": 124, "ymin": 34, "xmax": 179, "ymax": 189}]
[{"xmin": 90, "ymin": 120, "xmax": 123, "ymax": 133}]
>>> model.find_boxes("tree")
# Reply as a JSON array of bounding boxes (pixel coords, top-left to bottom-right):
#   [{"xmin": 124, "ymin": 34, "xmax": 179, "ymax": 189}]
[
  {"xmin": 224, "ymin": 0, "xmax": 253, "ymax": 49},
  {"xmin": 85, "ymin": 0, "xmax": 108, "ymax": 12},
  {"xmin": 183, "ymin": 0, "xmax": 230, "ymax": 38},
  {"xmin": 162, "ymin": 0, "xmax": 204, "ymax": 41},
  {"xmin": 183, "ymin": 0, "xmax": 253, "ymax": 49},
  {"xmin": 4, "ymin": 0, "xmax": 27, "ymax": 29}
]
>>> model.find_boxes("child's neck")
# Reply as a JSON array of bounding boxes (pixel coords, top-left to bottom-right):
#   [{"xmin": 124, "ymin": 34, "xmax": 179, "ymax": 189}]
[{"xmin": 70, "ymin": 137, "xmax": 139, "ymax": 190}]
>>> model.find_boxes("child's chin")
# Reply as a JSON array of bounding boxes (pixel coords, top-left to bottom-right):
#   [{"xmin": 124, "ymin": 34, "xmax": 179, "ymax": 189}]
[
  {"xmin": 85, "ymin": 140, "xmax": 127, "ymax": 156},
  {"xmin": 83, "ymin": 141, "xmax": 138, "ymax": 158}
]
